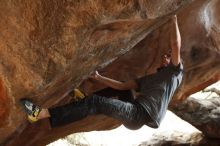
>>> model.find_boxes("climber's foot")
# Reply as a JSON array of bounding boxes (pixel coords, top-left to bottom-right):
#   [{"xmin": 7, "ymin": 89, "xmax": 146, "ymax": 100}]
[
  {"xmin": 69, "ymin": 89, "xmax": 86, "ymax": 100},
  {"xmin": 20, "ymin": 98, "xmax": 41, "ymax": 123}
]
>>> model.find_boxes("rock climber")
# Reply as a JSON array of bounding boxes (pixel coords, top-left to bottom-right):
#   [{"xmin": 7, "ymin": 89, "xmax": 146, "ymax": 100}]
[{"xmin": 20, "ymin": 15, "xmax": 183, "ymax": 130}]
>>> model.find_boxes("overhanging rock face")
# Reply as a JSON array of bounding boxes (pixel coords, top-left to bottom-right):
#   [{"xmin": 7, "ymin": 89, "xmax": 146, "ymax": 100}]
[{"xmin": 0, "ymin": 0, "xmax": 220, "ymax": 146}]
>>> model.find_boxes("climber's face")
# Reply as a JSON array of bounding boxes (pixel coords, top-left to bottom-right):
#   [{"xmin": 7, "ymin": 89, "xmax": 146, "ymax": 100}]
[{"xmin": 161, "ymin": 54, "xmax": 171, "ymax": 67}]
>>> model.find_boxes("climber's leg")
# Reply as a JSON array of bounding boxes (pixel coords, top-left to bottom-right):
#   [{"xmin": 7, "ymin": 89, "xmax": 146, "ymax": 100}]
[
  {"xmin": 48, "ymin": 94, "xmax": 148, "ymax": 130},
  {"xmin": 20, "ymin": 91, "xmax": 149, "ymax": 130}
]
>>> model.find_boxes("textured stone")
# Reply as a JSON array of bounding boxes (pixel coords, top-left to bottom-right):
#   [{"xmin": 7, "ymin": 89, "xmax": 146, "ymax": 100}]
[
  {"xmin": 139, "ymin": 132, "xmax": 203, "ymax": 146},
  {"xmin": 0, "ymin": 0, "xmax": 220, "ymax": 146},
  {"xmin": 172, "ymin": 96, "xmax": 220, "ymax": 139}
]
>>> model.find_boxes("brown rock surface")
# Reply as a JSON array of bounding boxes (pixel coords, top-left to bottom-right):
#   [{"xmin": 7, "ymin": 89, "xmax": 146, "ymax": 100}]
[{"xmin": 0, "ymin": 0, "xmax": 220, "ymax": 146}]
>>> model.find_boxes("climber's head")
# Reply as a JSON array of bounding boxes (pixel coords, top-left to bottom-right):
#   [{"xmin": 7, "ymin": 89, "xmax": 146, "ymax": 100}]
[{"xmin": 160, "ymin": 53, "xmax": 171, "ymax": 67}]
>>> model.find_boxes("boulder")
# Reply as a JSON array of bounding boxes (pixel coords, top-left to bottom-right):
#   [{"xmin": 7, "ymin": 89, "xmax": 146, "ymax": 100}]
[{"xmin": 172, "ymin": 96, "xmax": 220, "ymax": 139}]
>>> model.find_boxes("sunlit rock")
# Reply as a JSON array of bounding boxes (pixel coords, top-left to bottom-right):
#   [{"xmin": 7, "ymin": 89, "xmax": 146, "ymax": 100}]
[{"xmin": 173, "ymin": 96, "xmax": 220, "ymax": 139}]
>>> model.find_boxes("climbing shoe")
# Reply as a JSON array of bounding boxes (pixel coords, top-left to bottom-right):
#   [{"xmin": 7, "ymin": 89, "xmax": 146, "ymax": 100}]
[
  {"xmin": 69, "ymin": 88, "xmax": 86, "ymax": 100},
  {"xmin": 20, "ymin": 98, "xmax": 41, "ymax": 123}
]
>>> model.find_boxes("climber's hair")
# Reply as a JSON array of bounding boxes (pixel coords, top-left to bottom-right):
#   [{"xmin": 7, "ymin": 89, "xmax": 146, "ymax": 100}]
[{"xmin": 161, "ymin": 53, "xmax": 171, "ymax": 58}]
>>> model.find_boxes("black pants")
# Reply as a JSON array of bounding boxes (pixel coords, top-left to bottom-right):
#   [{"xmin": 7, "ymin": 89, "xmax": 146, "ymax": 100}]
[{"xmin": 48, "ymin": 88, "xmax": 150, "ymax": 130}]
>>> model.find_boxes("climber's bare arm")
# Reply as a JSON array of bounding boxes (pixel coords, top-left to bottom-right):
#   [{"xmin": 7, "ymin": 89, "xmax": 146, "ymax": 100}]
[
  {"xmin": 90, "ymin": 71, "xmax": 138, "ymax": 90},
  {"xmin": 170, "ymin": 15, "xmax": 181, "ymax": 66}
]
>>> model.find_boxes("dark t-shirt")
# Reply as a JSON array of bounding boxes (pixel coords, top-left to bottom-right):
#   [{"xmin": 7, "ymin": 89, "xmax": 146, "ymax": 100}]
[{"xmin": 135, "ymin": 62, "xmax": 183, "ymax": 128}]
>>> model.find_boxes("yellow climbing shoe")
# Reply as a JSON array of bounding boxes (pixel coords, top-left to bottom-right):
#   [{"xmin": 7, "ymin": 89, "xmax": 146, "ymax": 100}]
[
  {"xmin": 20, "ymin": 98, "xmax": 41, "ymax": 123},
  {"xmin": 28, "ymin": 114, "xmax": 38, "ymax": 123},
  {"xmin": 73, "ymin": 89, "xmax": 85, "ymax": 99},
  {"xmin": 69, "ymin": 88, "xmax": 86, "ymax": 101}
]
